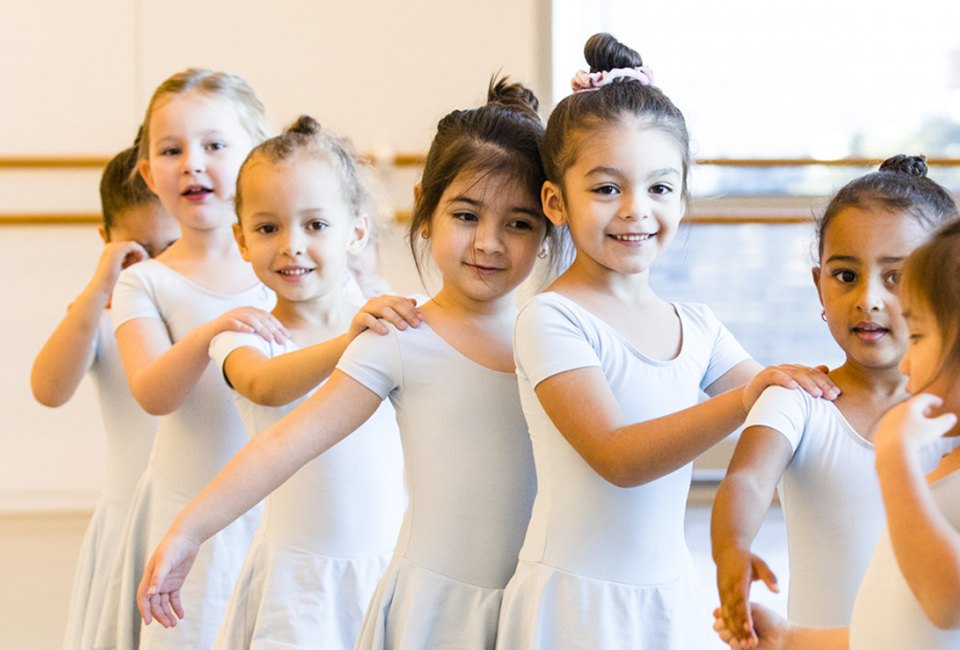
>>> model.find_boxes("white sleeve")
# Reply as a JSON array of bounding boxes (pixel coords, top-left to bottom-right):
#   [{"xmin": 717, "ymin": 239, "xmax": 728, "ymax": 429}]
[
  {"xmin": 335, "ymin": 327, "xmax": 403, "ymax": 400},
  {"xmin": 110, "ymin": 264, "xmax": 161, "ymax": 330},
  {"xmin": 513, "ymin": 296, "xmax": 602, "ymax": 389},
  {"xmin": 697, "ymin": 306, "xmax": 752, "ymax": 390},
  {"xmin": 742, "ymin": 385, "xmax": 810, "ymax": 452},
  {"xmin": 209, "ymin": 331, "xmax": 271, "ymax": 389}
]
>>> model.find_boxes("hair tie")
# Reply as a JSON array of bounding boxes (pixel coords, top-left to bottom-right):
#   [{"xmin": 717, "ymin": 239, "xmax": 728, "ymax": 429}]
[{"xmin": 571, "ymin": 66, "xmax": 655, "ymax": 93}]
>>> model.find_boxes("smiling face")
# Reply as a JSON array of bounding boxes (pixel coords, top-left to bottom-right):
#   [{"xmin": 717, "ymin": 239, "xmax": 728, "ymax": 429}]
[
  {"xmin": 139, "ymin": 89, "xmax": 255, "ymax": 231},
  {"xmin": 234, "ymin": 155, "xmax": 366, "ymax": 303},
  {"xmin": 424, "ymin": 169, "xmax": 546, "ymax": 310},
  {"xmin": 814, "ymin": 206, "xmax": 929, "ymax": 372},
  {"xmin": 544, "ymin": 119, "xmax": 685, "ymax": 280}
]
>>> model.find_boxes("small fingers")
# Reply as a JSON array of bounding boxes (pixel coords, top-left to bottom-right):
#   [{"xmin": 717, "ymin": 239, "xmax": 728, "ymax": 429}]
[
  {"xmin": 358, "ymin": 313, "xmax": 389, "ymax": 335},
  {"xmin": 755, "ymin": 561, "xmax": 780, "ymax": 594}
]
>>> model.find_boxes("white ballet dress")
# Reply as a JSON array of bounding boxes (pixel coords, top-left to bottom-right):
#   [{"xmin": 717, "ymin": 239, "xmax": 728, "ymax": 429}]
[
  {"xmin": 497, "ymin": 293, "xmax": 750, "ymax": 650},
  {"xmin": 206, "ymin": 331, "xmax": 405, "ymax": 650},
  {"xmin": 94, "ymin": 259, "xmax": 274, "ymax": 650},
  {"xmin": 336, "ymin": 319, "xmax": 537, "ymax": 649},
  {"xmin": 743, "ymin": 386, "xmax": 953, "ymax": 626},
  {"xmin": 62, "ymin": 313, "xmax": 158, "ymax": 650},
  {"xmin": 850, "ymin": 468, "xmax": 960, "ymax": 649}
]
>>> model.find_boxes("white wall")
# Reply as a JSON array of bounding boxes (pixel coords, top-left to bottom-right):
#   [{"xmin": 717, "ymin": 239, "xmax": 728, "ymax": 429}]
[{"xmin": 0, "ymin": 0, "xmax": 550, "ymax": 513}]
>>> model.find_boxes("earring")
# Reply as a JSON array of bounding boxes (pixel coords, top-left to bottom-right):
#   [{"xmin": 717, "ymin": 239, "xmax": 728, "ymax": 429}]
[
  {"xmin": 537, "ymin": 248, "xmax": 548, "ymax": 260},
  {"xmin": 821, "ymin": 310, "xmax": 827, "ymax": 322}
]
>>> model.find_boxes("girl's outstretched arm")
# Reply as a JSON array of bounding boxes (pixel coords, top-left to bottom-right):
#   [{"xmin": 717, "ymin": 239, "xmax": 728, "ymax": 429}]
[
  {"xmin": 712, "ymin": 425, "xmax": 791, "ymax": 647},
  {"xmin": 534, "ymin": 360, "xmax": 835, "ymax": 487},
  {"xmin": 116, "ymin": 306, "xmax": 288, "ymax": 415},
  {"xmin": 222, "ymin": 295, "xmax": 421, "ymax": 407},
  {"xmin": 31, "ymin": 241, "xmax": 148, "ymax": 406},
  {"xmin": 713, "ymin": 603, "xmax": 848, "ymax": 650},
  {"xmin": 875, "ymin": 394, "xmax": 960, "ymax": 629},
  {"xmin": 137, "ymin": 370, "xmax": 382, "ymax": 626}
]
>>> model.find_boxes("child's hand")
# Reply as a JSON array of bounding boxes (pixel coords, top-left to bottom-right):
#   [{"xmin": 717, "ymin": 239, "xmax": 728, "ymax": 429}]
[
  {"xmin": 348, "ymin": 295, "xmax": 422, "ymax": 338},
  {"xmin": 743, "ymin": 364, "xmax": 839, "ymax": 413},
  {"xmin": 714, "ymin": 602, "xmax": 789, "ymax": 650},
  {"xmin": 212, "ymin": 307, "xmax": 290, "ymax": 344},
  {"xmin": 875, "ymin": 393, "xmax": 958, "ymax": 456},
  {"xmin": 716, "ymin": 546, "xmax": 779, "ymax": 649},
  {"xmin": 92, "ymin": 241, "xmax": 149, "ymax": 295},
  {"xmin": 137, "ymin": 531, "xmax": 201, "ymax": 627}
]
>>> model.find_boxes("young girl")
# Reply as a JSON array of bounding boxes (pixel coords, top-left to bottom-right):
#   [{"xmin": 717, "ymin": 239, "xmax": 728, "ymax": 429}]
[
  {"xmin": 94, "ymin": 69, "xmax": 285, "ymax": 650},
  {"xmin": 138, "ymin": 77, "xmax": 560, "ymax": 649},
  {"xmin": 494, "ymin": 33, "xmax": 836, "ymax": 649},
  {"xmin": 30, "ymin": 144, "xmax": 179, "ymax": 650},
  {"xmin": 711, "ymin": 156, "xmax": 958, "ymax": 645},
  {"xmin": 713, "ymin": 218, "xmax": 960, "ymax": 649},
  {"xmin": 207, "ymin": 115, "xmax": 412, "ymax": 648}
]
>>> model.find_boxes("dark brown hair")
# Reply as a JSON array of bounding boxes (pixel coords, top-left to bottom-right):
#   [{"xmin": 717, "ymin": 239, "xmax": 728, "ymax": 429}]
[
  {"xmin": 901, "ymin": 218, "xmax": 960, "ymax": 385},
  {"xmin": 235, "ymin": 115, "xmax": 369, "ymax": 221},
  {"xmin": 542, "ymin": 33, "xmax": 691, "ymax": 198},
  {"xmin": 816, "ymin": 155, "xmax": 957, "ymax": 259},
  {"xmin": 100, "ymin": 142, "xmax": 160, "ymax": 233},
  {"xmin": 410, "ymin": 75, "xmax": 562, "ymax": 274}
]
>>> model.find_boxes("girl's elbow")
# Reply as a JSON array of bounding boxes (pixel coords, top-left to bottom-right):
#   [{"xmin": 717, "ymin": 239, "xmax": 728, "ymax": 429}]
[
  {"xmin": 925, "ymin": 604, "xmax": 960, "ymax": 630},
  {"xmin": 32, "ymin": 387, "xmax": 69, "ymax": 408},
  {"xmin": 131, "ymin": 388, "xmax": 176, "ymax": 416},
  {"xmin": 592, "ymin": 456, "xmax": 646, "ymax": 488}
]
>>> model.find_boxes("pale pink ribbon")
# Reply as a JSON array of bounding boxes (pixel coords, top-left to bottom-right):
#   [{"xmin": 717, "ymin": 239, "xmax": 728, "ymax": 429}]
[{"xmin": 571, "ymin": 66, "xmax": 655, "ymax": 93}]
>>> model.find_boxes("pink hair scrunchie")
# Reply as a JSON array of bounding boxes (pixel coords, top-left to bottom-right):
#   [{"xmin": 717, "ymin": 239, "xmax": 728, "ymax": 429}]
[{"xmin": 571, "ymin": 66, "xmax": 655, "ymax": 93}]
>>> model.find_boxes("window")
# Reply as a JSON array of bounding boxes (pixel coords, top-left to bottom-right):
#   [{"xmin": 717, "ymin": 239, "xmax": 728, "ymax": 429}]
[{"xmin": 552, "ymin": 0, "xmax": 960, "ymax": 195}]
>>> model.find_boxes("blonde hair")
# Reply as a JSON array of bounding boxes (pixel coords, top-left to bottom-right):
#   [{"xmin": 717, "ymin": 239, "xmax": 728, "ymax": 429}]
[{"xmin": 138, "ymin": 68, "xmax": 270, "ymax": 162}]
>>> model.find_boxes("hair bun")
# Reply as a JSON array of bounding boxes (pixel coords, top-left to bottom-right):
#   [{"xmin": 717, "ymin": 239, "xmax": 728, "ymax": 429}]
[
  {"xmin": 879, "ymin": 154, "xmax": 928, "ymax": 178},
  {"xmin": 487, "ymin": 76, "xmax": 540, "ymax": 119},
  {"xmin": 287, "ymin": 114, "xmax": 323, "ymax": 137},
  {"xmin": 584, "ymin": 33, "xmax": 643, "ymax": 73}
]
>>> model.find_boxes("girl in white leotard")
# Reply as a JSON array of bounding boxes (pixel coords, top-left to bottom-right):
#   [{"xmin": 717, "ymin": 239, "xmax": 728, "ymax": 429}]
[
  {"xmin": 495, "ymin": 32, "xmax": 836, "ymax": 650},
  {"xmin": 31, "ymin": 145, "xmax": 179, "ymax": 650},
  {"xmin": 138, "ymin": 76, "xmax": 562, "ymax": 650},
  {"xmin": 95, "ymin": 69, "xmax": 285, "ymax": 650},
  {"xmin": 206, "ymin": 115, "xmax": 416, "ymax": 649}
]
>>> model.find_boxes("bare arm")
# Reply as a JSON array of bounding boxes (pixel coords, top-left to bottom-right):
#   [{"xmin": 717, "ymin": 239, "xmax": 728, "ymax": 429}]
[
  {"xmin": 31, "ymin": 241, "xmax": 147, "ymax": 406},
  {"xmin": 875, "ymin": 394, "xmax": 960, "ymax": 629},
  {"xmin": 223, "ymin": 333, "xmax": 355, "ymax": 406},
  {"xmin": 138, "ymin": 370, "xmax": 383, "ymax": 625},
  {"xmin": 534, "ymin": 361, "xmax": 752, "ymax": 488},
  {"xmin": 712, "ymin": 425, "xmax": 792, "ymax": 646},
  {"xmin": 223, "ymin": 295, "xmax": 422, "ymax": 407},
  {"xmin": 117, "ymin": 307, "xmax": 288, "ymax": 415},
  {"xmin": 714, "ymin": 602, "xmax": 848, "ymax": 650},
  {"xmin": 534, "ymin": 358, "xmax": 831, "ymax": 488}
]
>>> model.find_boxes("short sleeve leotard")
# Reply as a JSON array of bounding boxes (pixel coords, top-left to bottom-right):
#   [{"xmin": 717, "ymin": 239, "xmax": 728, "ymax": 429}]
[
  {"xmin": 743, "ymin": 385, "xmax": 950, "ymax": 626},
  {"xmin": 207, "ymin": 331, "xmax": 404, "ymax": 650},
  {"xmin": 61, "ymin": 313, "xmax": 158, "ymax": 650},
  {"xmin": 94, "ymin": 260, "xmax": 274, "ymax": 650},
  {"xmin": 336, "ymin": 317, "xmax": 537, "ymax": 650},
  {"xmin": 497, "ymin": 293, "xmax": 750, "ymax": 650}
]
